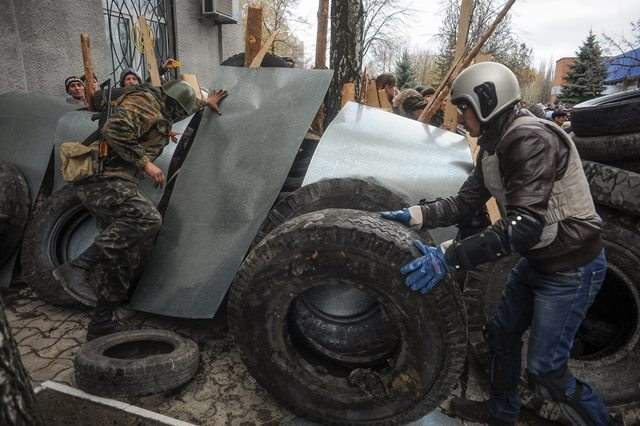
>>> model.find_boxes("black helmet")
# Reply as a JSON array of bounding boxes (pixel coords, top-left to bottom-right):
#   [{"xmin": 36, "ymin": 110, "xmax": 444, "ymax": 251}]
[
  {"xmin": 450, "ymin": 62, "xmax": 521, "ymax": 124},
  {"xmin": 161, "ymin": 80, "xmax": 196, "ymax": 114}
]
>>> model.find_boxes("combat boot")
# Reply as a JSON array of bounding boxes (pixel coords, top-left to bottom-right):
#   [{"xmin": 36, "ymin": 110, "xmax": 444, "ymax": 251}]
[
  {"xmin": 449, "ymin": 397, "xmax": 516, "ymax": 426},
  {"xmin": 86, "ymin": 301, "xmax": 135, "ymax": 341},
  {"xmin": 52, "ymin": 244, "xmax": 101, "ymax": 306}
]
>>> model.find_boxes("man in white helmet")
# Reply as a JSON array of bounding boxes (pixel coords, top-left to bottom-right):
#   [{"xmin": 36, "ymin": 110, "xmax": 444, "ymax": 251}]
[
  {"xmin": 53, "ymin": 80, "xmax": 227, "ymax": 341},
  {"xmin": 381, "ymin": 62, "xmax": 614, "ymax": 425}
]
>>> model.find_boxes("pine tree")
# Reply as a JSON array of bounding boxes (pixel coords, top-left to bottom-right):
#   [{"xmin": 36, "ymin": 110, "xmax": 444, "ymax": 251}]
[
  {"xmin": 558, "ymin": 31, "xmax": 608, "ymax": 105},
  {"xmin": 395, "ymin": 50, "xmax": 416, "ymax": 89}
]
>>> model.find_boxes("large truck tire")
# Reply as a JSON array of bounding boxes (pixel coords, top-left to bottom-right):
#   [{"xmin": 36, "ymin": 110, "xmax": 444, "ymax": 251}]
[
  {"xmin": 573, "ymin": 132, "xmax": 640, "ymax": 163},
  {"xmin": 583, "ymin": 161, "xmax": 640, "ymax": 218},
  {"xmin": 571, "ymin": 90, "xmax": 640, "ymax": 137},
  {"xmin": 463, "ymin": 204, "xmax": 640, "ymax": 420},
  {"xmin": 74, "ymin": 330, "xmax": 199, "ymax": 397},
  {"xmin": 0, "ymin": 161, "xmax": 30, "ymax": 268},
  {"xmin": 21, "ymin": 185, "xmax": 152, "ymax": 307},
  {"xmin": 229, "ymin": 209, "xmax": 467, "ymax": 425}
]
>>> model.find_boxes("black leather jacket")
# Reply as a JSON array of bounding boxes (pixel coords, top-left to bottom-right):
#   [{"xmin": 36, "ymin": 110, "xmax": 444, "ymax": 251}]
[{"xmin": 420, "ymin": 107, "xmax": 602, "ymax": 273}]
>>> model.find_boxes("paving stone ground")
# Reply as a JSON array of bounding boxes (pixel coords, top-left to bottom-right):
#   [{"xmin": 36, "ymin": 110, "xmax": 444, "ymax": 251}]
[{"xmin": 3, "ymin": 280, "xmax": 560, "ymax": 426}]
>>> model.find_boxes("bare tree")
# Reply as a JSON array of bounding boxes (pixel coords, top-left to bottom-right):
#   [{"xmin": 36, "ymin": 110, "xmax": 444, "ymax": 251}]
[
  {"xmin": 434, "ymin": 0, "xmax": 534, "ymax": 87},
  {"xmin": 602, "ymin": 19, "xmax": 640, "ymax": 78},
  {"xmin": 325, "ymin": 0, "xmax": 364, "ymax": 126},
  {"xmin": 1, "ymin": 296, "xmax": 45, "ymax": 426},
  {"xmin": 521, "ymin": 58, "xmax": 554, "ymax": 104},
  {"xmin": 361, "ymin": 0, "xmax": 411, "ymax": 65}
]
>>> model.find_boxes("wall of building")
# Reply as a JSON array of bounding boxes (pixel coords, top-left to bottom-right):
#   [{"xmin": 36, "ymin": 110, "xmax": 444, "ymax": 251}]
[
  {"xmin": 551, "ymin": 57, "xmax": 576, "ymax": 104},
  {"xmin": 0, "ymin": 0, "xmax": 242, "ymax": 97}
]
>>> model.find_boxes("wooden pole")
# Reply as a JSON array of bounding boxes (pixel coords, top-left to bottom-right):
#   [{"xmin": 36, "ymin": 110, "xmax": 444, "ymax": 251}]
[
  {"xmin": 250, "ymin": 31, "xmax": 279, "ymax": 68},
  {"xmin": 443, "ymin": 0, "xmax": 474, "ymax": 130},
  {"xmin": 245, "ymin": 5, "xmax": 263, "ymax": 67},
  {"xmin": 80, "ymin": 33, "xmax": 95, "ymax": 111},
  {"xmin": 315, "ymin": 0, "xmax": 329, "ymax": 69},
  {"xmin": 418, "ymin": 0, "xmax": 516, "ymax": 124},
  {"xmin": 139, "ymin": 16, "xmax": 161, "ymax": 85}
]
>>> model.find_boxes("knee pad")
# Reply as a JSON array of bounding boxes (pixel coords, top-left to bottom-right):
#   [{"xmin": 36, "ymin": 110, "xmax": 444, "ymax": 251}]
[{"xmin": 527, "ymin": 367, "xmax": 597, "ymax": 426}]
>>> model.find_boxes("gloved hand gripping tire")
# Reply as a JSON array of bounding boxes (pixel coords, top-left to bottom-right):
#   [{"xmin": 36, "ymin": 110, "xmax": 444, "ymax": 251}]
[{"xmin": 400, "ymin": 240, "xmax": 449, "ymax": 294}]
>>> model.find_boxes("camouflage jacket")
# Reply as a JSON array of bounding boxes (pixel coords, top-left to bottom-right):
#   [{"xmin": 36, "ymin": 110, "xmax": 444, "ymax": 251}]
[{"xmin": 100, "ymin": 85, "xmax": 183, "ymax": 181}]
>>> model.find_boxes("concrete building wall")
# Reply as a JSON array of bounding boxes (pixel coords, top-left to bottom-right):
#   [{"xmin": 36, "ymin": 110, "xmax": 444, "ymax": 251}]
[{"xmin": 0, "ymin": 0, "xmax": 242, "ymax": 97}]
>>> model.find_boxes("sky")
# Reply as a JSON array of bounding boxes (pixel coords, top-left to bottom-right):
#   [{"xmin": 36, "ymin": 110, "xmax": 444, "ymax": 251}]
[{"xmin": 290, "ymin": 0, "xmax": 639, "ymax": 67}]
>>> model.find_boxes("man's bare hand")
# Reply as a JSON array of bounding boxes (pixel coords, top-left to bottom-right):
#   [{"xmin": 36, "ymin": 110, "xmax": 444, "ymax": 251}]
[
  {"xmin": 144, "ymin": 162, "xmax": 165, "ymax": 188},
  {"xmin": 206, "ymin": 89, "xmax": 228, "ymax": 115}
]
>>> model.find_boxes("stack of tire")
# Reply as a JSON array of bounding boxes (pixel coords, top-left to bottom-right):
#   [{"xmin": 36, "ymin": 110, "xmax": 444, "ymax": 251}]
[{"xmin": 464, "ymin": 89, "xmax": 640, "ymax": 425}]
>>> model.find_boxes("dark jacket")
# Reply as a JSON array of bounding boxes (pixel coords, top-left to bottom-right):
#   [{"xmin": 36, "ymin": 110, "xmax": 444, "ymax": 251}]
[{"xmin": 422, "ymin": 107, "xmax": 602, "ymax": 272}]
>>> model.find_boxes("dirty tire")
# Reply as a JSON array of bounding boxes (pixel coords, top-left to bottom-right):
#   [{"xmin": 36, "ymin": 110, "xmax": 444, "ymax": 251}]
[
  {"xmin": 582, "ymin": 161, "xmax": 640, "ymax": 218},
  {"xmin": 572, "ymin": 132, "xmax": 640, "ymax": 163},
  {"xmin": 253, "ymin": 178, "xmax": 412, "ymax": 246},
  {"xmin": 571, "ymin": 90, "xmax": 640, "ymax": 137},
  {"xmin": 229, "ymin": 209, "xmax": 467, "ymax": 425},
  {"xmin": 21, "ymin": 185, "xmax": 152, "ymax": 307},
  {"xmin": 21, "ymin": 185, "xmax": 91, "ymax": 307},
  {"xmin": 221, "ymin": 52, "xmax": 289, "ymax": 67},
  {"xmin": 74, "ymin": 330, "xmax": 199, "ymax": 397},
  {"xmin": 464, "ymin": 204, "xmax": 640, "ymax": 419},
  {"xmin": 0, "ymin": 161, "xmax": 30, "ymax": 267}
]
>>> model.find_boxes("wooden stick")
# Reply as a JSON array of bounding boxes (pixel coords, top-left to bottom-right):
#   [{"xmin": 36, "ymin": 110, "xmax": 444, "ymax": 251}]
[
  {"xmin": 139, "ymin": 16, "xmax": 161, "ymax": 86},
  {"xmin": 80, "ymin": 33, "xmax": 95, "ymax": 111},
  {"xmin": 443, "ymin": 0, "xmax": 474, "ymax": 130},
  {"xmin": 245, "ymin": 5, "xmax": 263, "ymax": 67},
  {"xmin": 250, "ymin": 31, "xmax": 279, "ymax": 68},
  {"xmin": 418, "ymin": 0, "xmax": 516, "ymax": 124},
  {"xmin": 315, "ymin": 0, "xmax": 329, "ymax": 69}
]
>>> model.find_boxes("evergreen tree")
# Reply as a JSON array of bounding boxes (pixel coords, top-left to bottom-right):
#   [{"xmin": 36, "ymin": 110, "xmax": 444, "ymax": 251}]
[
  {"xmin": 558, "ymin": 31, "xmax": 608, "ymax": 105},
  {"xmin": 395, "ymin": 50, "xmax": 416, "ymax": 89}
]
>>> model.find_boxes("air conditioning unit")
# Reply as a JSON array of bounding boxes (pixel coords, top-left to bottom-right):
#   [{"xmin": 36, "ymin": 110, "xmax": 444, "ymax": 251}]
[{"xmin": 202, "ymin": 0, "xmax": 240, "ymax": 24}]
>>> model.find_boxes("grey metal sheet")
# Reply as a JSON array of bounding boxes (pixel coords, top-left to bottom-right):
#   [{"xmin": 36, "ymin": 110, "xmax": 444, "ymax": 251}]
[
  {"xmin": 130, "ymin": 66, "xmax": 333, "ymax": 318},
  {"xmin": 303, "ymin": 102, "xmax": 473, "ymax": 243},
  {"xmin": 0, "ymin": 92, "xmax": 78, "ymax": 287}
]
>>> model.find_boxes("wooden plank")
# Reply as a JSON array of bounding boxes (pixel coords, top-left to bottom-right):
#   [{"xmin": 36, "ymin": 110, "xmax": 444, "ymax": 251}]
[
  {"xmin": 249, "ymin": 31, "xmax": 279, "ymax": 68},
  {"xmin": 245, "ymin": 5, "xmax": 263, "ymax": 67},
  {"xmin": 80, "ymin": 33, "xmax": 95, "ymax": 111},
  {"xmin": 363, "ymin": 80, "xmax": 380, "ymax": 107},
  {"xmin": 443, "ymin": 0, "xmax": 473, "ymax": 131},
  {"xmin": 341, "ymin": 83, "xmax": 355, "ymax": 107},
  {"xmin": 139, "ymin": 16, "xmax": 161, "ymax": 86},
  {"xmin": 378, "ymin": 89, "xmax": 392, "ymax": 110},
  {"xmin": 179, "ymin": 73, "xmax": 203, "ymax": 99}
]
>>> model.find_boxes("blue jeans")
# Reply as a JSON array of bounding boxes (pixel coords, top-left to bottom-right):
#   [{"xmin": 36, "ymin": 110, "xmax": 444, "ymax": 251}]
[{"xmin": 486, "ymin": 249, "xmax": 610, "ymax": 425}]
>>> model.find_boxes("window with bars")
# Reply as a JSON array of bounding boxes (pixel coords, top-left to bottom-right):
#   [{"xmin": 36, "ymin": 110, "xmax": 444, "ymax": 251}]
[{"xmin": 102, "ymin": 0, "xmax": 175, "ymax": 86}]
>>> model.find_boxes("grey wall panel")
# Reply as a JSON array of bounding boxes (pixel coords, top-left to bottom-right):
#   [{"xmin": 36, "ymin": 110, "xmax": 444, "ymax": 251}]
[{"xmin": 130, "ymin": 66, "xmax": 333, "ymax": 318}]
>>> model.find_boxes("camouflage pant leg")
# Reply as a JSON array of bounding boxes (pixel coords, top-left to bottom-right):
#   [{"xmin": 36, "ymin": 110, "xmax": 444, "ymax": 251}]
[{"xmin": 76, "ymin": 178, "xmax": 162, "ymax": 303}]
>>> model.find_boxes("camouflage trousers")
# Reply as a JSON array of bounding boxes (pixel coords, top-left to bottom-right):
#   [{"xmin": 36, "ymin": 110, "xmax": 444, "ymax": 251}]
[{"xmin": 76, "ymin": 178, "xmax": 162, "ymax": 303}]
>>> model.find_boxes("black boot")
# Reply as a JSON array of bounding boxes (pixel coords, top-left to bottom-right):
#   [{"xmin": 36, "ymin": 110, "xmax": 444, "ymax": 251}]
[
  {"xmin": 86, "ymin": 301, "xmax": 134, "ymax": 341},
  {"xmin": 449, "ymin": 397, "xmax": 516, "ymax": 426},
  {"xmin": 52, "ymin": 244, "xmax": 101, "ymax": 306}
]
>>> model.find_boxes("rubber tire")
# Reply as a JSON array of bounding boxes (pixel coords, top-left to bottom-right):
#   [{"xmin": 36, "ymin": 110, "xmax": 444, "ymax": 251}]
[
  {"xmin": 221, "ymin": 52, "xmax": 289, "ymax": 68},
  {"xmin": 254, "ymin": 178, "xmax": 434, "ymax": 367},
  {"xmin": 229, "ymin": 209, "xmax": 467, "ymax": 425},
  {"xmin": 583, "ymin": 161, "xmax": 640, "ymax": 218},
  {"xmin": 463, "ymin": 204, "xmax": 640, "ymax": 419},
  {"xmin": 572, "ymin": 132, "xmax": 640, "ymax": 163},
  {"xmin": 21, "ymin": 185, "xmax": 152, "ymax": 307},
  {"xmin": 74, "ymin": 330, "xmax": 199, "ymax": 398},
  {"xmin": 253, "ymin": 178, "xmax": 413, "ymax": 246},
  {"xmin": 0, "ymin": 161, "xmax": 30, "ymax": 268},
  {"xmin": 571, "ymin": 90, "xmax": 640, "ymax": 137}
]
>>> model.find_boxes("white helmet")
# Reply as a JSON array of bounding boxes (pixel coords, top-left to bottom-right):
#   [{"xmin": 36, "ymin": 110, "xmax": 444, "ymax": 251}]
[{"xmin": 450, "ymin": 62, "xmax": 521, "ymax": 124}]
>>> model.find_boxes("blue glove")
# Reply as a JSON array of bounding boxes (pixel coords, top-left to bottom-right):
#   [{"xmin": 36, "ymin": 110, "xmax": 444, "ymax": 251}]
[
  {"xmin": 400, "ymin": 240, "xmax": 449, "ymax": 294},
  {"xmin": 380, "ymin": 208, "xmax": 411, "ymax": 226}
]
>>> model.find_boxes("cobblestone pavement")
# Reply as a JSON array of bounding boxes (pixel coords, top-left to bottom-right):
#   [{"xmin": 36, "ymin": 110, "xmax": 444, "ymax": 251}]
[{"xmin": 3, "ymin": 281, "xmax": 560, "ymax": 426}]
